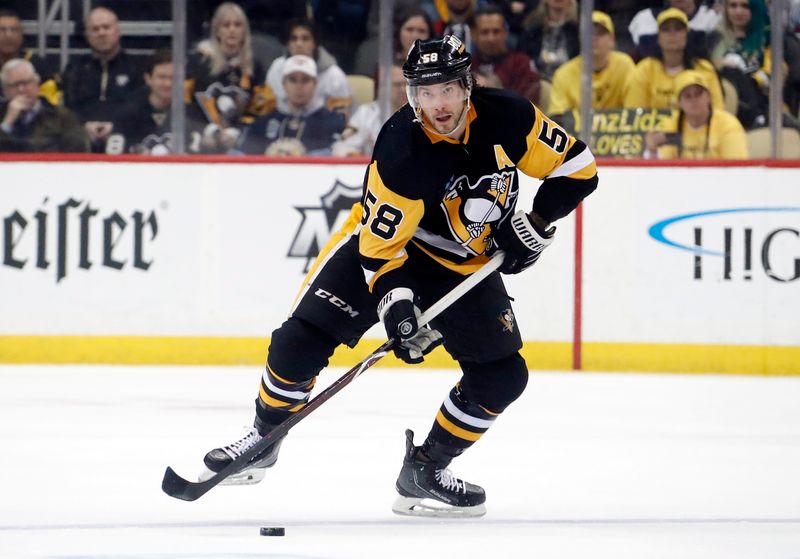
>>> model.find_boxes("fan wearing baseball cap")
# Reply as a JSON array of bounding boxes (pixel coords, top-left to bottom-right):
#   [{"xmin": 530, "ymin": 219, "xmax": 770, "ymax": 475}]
[
  {"xmin": 548, "ymin": 11, "xmax": 635, "ymax": 114},
  {"xmin": 628, "ymin": 0, "xmax": 721, "ymax": 59},
  {"xmin": 644, "ymin": 69, "xmax": 747, "ymax": 159},
  {"xmin": 237, "ymin": 54, "xmax": 345, "ymax": 156},
  {"xmin": 624, "ymin": 7, "xmax": 725, "ymax": 111}
]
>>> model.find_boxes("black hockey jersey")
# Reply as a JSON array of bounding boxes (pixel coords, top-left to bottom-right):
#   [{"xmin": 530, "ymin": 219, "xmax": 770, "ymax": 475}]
[{"xmin": 358, "ymin": 86, "xmax": 597, "ymax": 296}]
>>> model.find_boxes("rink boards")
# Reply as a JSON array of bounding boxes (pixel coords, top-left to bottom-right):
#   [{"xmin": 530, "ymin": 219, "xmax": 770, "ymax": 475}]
[{"xmin": 0, "ymin": 157, "xmax": 798, "ymax": 374}]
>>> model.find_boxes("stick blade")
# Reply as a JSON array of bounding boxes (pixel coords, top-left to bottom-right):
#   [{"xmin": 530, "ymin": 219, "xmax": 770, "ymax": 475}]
[{"xmin": 162, "ymin": 466, "xmax": 206, "ymax": 501}]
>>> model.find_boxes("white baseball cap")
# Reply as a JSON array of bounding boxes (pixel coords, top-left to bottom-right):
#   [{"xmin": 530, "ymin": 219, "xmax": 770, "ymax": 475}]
[{"xmin": 282, "ymin": 55, "xmax": 317, "ymax": 79}]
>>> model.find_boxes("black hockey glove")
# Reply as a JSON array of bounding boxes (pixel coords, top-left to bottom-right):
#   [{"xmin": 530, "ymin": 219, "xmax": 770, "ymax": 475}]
[
  {"xmin": 377, "ymin": 288, "xmax": 444, "ymax": 364},
  {"xmin": 491, "ymin": 210, "xmax": 555, "ymax": 275}
]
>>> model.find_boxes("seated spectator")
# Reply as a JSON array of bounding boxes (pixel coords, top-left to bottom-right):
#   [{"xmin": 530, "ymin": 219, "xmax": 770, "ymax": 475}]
[
  {"xmin": 109, "ymin": 49, "xmax": 174, "ymax": 155},
  {"xmin": 0, "ymin": 9, "xmax": 59, "ymax": 105},
  {"xmin": 354, "ymin": 7, "xmax": 433, "ymax": 77},
  {"xmin": 517, "ymin": 0, "xmax": 580, "ymax": 80},
  {"xmin": 0, "ymin": 59, "xmax": 88, "ymax": 152},
  {"xmin": 185, "ymin": 2, "xmax": 273, "ymax": 154},
  {"xmin": 61, "ymin": 6, "xmax": 143, "ymax": 152},
  {"xmin": 423, "ymin": 0, "xmax": 485, "ymax": 47},
  {"xmin": 624, "ymin": 8, "xmax": 724, "ymax": 110},
  {"xmin": 239, "ymin": 55, "xmax": 345, "ymax": 156},
  {"xmin": 549, "ymin": 11, "xmax": 635, "ymax": 114},
  {"xmin": 332, "ymin": 62, "xmax": 407, "ymax": 157},
  {"xmin": 593, "ymin": 0, "xmax": 654, "ymax": 57},
  {"xmin": 266, "ymin": 19, "xmax": 352, "ymax": 118},
  {"xmin": 707, "ymin": 0, "xmax": 772, "ymax": 128},
  {"xmin": 469, "ymin": 4, "xmax": 540, "ymax": 102},
  {"xmin": 644, "ymin": 69, "xmax": 747, "ymax": 159},
  {"xmin": 629, "ymin": 0, "xmax": 720, "ymax": 60}
]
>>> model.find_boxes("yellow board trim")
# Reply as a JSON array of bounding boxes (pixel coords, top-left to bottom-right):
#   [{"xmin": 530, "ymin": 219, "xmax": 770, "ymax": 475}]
[{"xmin": 0, "ymin": 336, "xmax": 798, "ymax": 375}]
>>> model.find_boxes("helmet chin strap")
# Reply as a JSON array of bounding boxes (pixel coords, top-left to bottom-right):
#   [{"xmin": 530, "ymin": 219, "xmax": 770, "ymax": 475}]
[{"xmin": 413, "ymin": 94, "xmax": 472, "ymax": 140}]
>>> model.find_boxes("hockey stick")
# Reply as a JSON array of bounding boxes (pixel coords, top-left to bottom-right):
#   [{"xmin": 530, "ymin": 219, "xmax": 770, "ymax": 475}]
[{"xmin": 162, "ymin": 251, "xmax": 506, "ymax": 501}]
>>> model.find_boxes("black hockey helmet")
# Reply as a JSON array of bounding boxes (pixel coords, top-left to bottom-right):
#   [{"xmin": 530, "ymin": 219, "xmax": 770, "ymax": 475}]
[{"xmin": 402, "ymin": 35, "xmax": 472, "ymax": 87}]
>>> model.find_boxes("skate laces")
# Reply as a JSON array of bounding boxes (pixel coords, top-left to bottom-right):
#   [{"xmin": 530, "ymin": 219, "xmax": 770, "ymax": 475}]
[
  {"xmin": 435, "ymin": 468, "xmax": 466, "ymax": 494},
  {"xmin": 223, "ymin": 426, "xmax": 260, "ymax": 459}
]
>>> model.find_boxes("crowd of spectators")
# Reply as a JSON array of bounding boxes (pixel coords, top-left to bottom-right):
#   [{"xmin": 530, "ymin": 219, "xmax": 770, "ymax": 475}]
[{"xmin": 0, "ymin": 0, "xmax": 799, "ymax": 159}]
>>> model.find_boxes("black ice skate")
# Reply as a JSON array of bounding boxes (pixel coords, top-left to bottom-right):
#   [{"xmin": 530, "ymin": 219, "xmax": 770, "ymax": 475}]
[
  {"xmin": 392, "ymin": 429, "xmax": 486, "ymax": 517},
  {"xmin": 198, "ymin": 423, "xmax": 284, "ymax": 486}
]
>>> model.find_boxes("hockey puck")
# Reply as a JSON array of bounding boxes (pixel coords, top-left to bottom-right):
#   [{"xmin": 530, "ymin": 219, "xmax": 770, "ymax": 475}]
[{"xmin": 260, "ymin": 527, "xmax": 285, "ymax": 537}]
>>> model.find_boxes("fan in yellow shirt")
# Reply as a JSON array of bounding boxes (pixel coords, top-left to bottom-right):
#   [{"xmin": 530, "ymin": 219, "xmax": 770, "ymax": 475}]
[
  {"xmin": 644, "ymin": 69, "xmax": 748, "ymax": 159},
  {"xmin": 548, "ymin": 11, "xmax": 635, "ymax": 114},
  {"xmin": 624, "ymin": 8, "xmax": 724, "ymax": 111}
]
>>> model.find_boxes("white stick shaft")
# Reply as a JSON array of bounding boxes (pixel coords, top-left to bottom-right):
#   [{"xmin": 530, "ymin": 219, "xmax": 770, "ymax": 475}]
[{"xmin": 417, "ymin": 251, "xmax": 505, "ymax": 326}]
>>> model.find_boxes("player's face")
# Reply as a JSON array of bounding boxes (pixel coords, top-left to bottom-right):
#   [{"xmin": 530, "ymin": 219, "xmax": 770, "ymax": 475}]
[
  {"xmin": 415, "ymin": 80, "xmax": 468, "ymax": 134},
  {"xmin": 86, "ymin": 8, "xmax": 121, "ymax": 56},
  {"xmin": 657, "ymin": 20, "xmax": 688, "ymax": 53},
  {"xmin": 288, "ymin": 27, "xmax": 315, "ymax": 57},
  {"xmin": 0, "ymin": 16, "xmax": 23, "ymax": 56},
  {"xmin": 678, "ymin": 84, "xmax": 711, "ymax": 116},
  {"xmin": 216, "ymin": 13, "xmax": 246, "ymax": 55},
  {"xmin": 591, "ymin": 23, "xmax": 614, "ymax": 60},
  {"xmin": 145, "ymin": 62, "xmax": 173, "ymax": 105},
  {"xmin": 284, "ymin": 72, "xmax": 316, "ymax": 108},
  {"xmin": 473, "ymin": 14, "xmax": 507, "ymax": 57},
  {"xmin": 726, "ymin": 0, "xmax": 751, "ymax": 30},
  {"xmin": 398, "ymin": 16, "xmax": 430, "ymax": 54}
]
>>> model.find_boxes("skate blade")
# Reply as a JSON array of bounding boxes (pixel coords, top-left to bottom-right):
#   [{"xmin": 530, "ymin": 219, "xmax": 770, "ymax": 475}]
[
  {"xmin": 391, "ymin": 496, "xmax": 486, "ymax": 518},
  {"xmin": 197, "ymin": 466, "xmax": 267, "ymax": 486}
]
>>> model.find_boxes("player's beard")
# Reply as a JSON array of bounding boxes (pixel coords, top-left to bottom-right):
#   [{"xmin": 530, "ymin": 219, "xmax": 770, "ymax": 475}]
[{"xmin": 421, "ymin": 101, "xmax": 468, "ymax": 137}]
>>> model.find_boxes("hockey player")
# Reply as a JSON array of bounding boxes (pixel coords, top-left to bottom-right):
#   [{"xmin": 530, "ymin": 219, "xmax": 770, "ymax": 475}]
[{"xmin": 199, "ymin": 35, "xmax": 598, "ymax": 517}]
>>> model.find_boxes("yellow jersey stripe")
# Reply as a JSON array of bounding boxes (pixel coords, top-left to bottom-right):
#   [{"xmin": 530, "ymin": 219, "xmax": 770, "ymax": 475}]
[{"xmin": 290, "ymin": 203, "xmax": 363, "ymax": 311}]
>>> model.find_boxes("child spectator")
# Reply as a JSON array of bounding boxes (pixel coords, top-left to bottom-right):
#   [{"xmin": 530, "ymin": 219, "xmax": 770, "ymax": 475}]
[
  {"xmin": 644, "ymin": 69, "xmax": 747, "ymax": 159},
  {"xmin": 0, "ymin": 59, "xmax": 88, "ymax": 152},
  {"xmin": 61, "ymin": 6, "xmax": 143, "ymax": 152},
  {"xmin": 110, "ymin": 49, "xmax": 174, "ymax": 155},
  {"xmin": 239, "ymin": 55, "xmax": 345, "ymax": 156},
  {"xmin": 185, "ymin": 2, "xmax": 273, "ymax": 154},
  {"xmin": 266, "ymin": 19, "xmax": 352, "ymax": 118}
]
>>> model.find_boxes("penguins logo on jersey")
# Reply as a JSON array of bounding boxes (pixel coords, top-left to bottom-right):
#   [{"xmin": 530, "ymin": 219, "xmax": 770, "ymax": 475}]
[
  {"xmin": 442, "ymin": 170, "xmax": 518, "ymax": 255},
  {"xmin": 194, "ymin": 82, "xmax": 250, "ymax": 125},
  {"xmin": 498, "ymin": 309, "xmax": 515, "ymax": 333}
]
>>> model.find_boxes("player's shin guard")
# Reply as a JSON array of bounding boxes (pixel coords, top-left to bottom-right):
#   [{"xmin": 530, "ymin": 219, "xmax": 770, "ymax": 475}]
[
  {"xmin": 254, "ymin": 316, "xmax": 338, "ymax": 424},
  {"xmin": 201, "ymin": 318, "xmax": 338, "ymax": 485},
  {"xmin": 425, "ymin": 353, "xmax": 528, "ymax": 461},
  {"xmin": 422, "ymin": 383, "xmax": 499, "ymax": 465}
]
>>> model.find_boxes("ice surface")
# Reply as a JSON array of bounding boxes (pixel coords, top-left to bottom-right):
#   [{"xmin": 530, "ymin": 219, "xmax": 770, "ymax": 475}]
[{"xmin": 1, "ymin": 365, "xmax": 799, "ymax": 559}]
